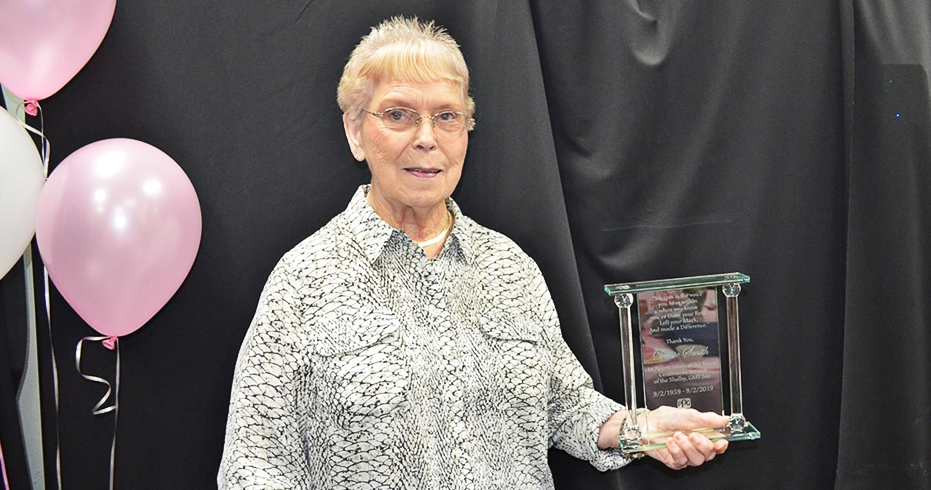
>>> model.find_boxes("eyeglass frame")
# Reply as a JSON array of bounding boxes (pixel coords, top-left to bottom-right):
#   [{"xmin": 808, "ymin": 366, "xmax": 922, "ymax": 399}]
[{"xmin": 364, "ymin": 107, "xmax": 476, "ymax": 133}]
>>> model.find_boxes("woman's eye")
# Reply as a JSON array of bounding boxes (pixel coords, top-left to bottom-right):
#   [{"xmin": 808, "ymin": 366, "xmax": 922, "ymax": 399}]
[
  {"xmin": 386, "ymin": 109, "xmax": 409, "ymax": 121},
  {"xmin": 436, "ymin": 112, "xmax": 458, "ymax": 122}
]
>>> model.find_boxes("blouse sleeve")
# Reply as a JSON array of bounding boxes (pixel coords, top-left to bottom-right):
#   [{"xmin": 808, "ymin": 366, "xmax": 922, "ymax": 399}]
[
  {"xmin": 217, "ymin": 257, "xmax": 311, "ymax": 489},
  {"xmin": 526, "ymin": 262, "xmax": 633, "ymax": 472}
]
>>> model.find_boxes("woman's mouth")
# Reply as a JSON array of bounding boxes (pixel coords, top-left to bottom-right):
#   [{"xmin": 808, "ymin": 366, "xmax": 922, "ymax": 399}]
[{"xmin": 405, "ymin": 167, "xmax": 441, "ymax": 177}]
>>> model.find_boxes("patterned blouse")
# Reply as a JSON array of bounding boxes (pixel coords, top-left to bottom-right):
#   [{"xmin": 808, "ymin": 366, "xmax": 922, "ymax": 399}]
[{"xmin": 218, "ymin": 185, "xmax": 629, "ymax": 489}]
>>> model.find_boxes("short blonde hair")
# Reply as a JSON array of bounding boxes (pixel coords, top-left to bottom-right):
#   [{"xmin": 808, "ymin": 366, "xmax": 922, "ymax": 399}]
[{"xmin": 337, "ymin": 17, "xmax": 475, "ymax": 128}]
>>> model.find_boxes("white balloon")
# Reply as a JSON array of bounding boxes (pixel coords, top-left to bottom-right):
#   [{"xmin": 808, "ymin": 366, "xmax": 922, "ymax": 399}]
[{"xmin": 0, "ymin": 108, "xmax": 45, "ymax": 278}]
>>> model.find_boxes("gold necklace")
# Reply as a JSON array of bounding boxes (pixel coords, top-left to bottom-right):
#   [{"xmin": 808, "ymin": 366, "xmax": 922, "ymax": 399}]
[{"xmin": 416, "ymin": 210, "xmax": 452, "ymax": 248}]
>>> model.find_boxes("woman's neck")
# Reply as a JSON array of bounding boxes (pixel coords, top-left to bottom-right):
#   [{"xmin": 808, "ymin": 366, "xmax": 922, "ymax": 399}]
[{"xmin": 366, "ymin": 190, "xmax": 452, "ymax": 256}]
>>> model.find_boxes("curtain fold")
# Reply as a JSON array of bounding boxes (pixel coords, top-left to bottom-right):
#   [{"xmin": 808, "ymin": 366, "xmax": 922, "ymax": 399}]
[{"xmin": 837, "ymin": 2, "xmax": 931, "ymax": 489}]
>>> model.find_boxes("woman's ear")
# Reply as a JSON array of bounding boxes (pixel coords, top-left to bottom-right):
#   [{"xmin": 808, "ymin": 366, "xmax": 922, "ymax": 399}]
[{"xmin": 343, "ymin": 113, "xmax": 366, "ymax": 162}]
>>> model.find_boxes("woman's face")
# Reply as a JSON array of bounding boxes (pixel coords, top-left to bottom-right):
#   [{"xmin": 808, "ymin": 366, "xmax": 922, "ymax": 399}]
[{"xmin": 345, "ymin": 79, "xmax": 468, "ymax": 216}]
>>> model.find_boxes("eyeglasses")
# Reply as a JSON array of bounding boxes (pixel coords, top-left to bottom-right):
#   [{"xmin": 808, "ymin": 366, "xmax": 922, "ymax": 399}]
[{"xmin": 365, "ymin": 107, "xmax": 475, "ymax": 134}]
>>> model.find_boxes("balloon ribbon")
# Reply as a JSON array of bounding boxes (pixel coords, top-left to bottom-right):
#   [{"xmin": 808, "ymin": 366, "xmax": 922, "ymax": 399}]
[
  {"xmin": 75, "ymin": 335, "xmax": 120, "ymax": 490},
  {"xmin": 16, "ymin": 99, "xmax": 50, "ymax": 175}
]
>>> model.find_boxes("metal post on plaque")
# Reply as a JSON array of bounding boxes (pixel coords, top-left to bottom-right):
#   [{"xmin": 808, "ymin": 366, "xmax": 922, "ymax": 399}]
[{"xmin": 604, "ymin": 272, "xmax": 760, "ymax": 455}]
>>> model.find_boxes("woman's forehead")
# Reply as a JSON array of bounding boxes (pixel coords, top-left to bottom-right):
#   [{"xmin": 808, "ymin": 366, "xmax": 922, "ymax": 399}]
[{"xmin": 371, "ymin": 79, "xmax": 465, "ymax": 106}]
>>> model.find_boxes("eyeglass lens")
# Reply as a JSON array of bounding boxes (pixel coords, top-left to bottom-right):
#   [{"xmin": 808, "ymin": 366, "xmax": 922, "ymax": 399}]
[{"xmin": 379, "ymin": 108, "xmax": 465, "ymax": 132}]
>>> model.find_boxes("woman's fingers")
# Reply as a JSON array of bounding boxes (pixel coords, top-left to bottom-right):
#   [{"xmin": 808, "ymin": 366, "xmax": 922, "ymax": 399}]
[{"xmin": 650, "ymin": 431, "xmax": 723, "ymax": 470}]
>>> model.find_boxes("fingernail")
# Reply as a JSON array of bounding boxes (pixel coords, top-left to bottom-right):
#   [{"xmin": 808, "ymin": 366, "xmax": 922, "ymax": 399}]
[{"xmin": 676, "ymin": 432, "xmax": 687, "ymax": 442}]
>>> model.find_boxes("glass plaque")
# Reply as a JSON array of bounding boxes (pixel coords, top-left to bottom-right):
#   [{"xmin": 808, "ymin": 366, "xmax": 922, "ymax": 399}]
[{"xmin": 604, "ymin": 272, "xmax": 760, "ymax": 454}]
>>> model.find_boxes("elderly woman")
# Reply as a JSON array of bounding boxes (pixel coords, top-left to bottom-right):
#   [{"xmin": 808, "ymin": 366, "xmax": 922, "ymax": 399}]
[{"xmin": 218, "ymin": 17, "xmax": 728, "ymax": 489}]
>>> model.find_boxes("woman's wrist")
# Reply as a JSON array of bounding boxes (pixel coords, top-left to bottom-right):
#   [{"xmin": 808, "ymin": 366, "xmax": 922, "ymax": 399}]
[{"xmin": 597, "ymin": 410, "xmax": 627, "ymax": 449}]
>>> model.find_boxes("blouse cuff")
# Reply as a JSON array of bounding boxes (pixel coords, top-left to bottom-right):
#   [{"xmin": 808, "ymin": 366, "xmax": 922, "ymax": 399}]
[{"xmin": 583, "ymin": 399, "xmax": 634, "ymax": 472}]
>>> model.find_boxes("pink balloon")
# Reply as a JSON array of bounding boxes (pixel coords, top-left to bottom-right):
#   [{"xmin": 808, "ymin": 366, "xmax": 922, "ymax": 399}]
[
  {"xmin": 35, "ymin": 139, "xmax": 201, "ymax": 337},
  {"xmin": 0, "ymin": 0, "xmax": 117, "ymax": 100}
]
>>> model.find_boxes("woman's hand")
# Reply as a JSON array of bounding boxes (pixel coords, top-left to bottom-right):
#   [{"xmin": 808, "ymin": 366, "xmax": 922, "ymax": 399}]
[
  {"xmin": 599, "ymin": 406, "xmax": 729, "ymax": 470},
  {"xmin": 644, "ymin": 406, "xmax": 729, "ymax": 469}
]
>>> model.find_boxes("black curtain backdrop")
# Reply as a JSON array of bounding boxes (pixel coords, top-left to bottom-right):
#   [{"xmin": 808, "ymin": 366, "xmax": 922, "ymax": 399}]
[{"xmin": 0, "ymin": 1, "xmax": 928, "ymax": 489}]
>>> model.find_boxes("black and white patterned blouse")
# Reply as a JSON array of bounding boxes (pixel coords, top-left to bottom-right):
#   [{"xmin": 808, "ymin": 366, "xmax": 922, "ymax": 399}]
[{"xmin": 218, "ymin": 185, "xmax": 629, "ymax": 489}]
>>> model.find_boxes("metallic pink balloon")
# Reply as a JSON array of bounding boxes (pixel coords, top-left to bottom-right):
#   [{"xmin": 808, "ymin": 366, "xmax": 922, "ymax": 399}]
[
  {"xmin": 36, "ymin": 139, "xmax": 202, "ymax": 337},
  {"xmin": 0, "ymin": 0, "xmax": 117, "ymax": 100}
]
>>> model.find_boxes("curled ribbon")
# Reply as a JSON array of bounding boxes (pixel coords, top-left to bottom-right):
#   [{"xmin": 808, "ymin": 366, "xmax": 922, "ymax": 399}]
[
  {"xmin": 74, "ymin": 335, "xmax": 120, "ymax": 490},
  {"xmin": 75, "ymin": 336, "xmax": 120, "ymax": 415}
]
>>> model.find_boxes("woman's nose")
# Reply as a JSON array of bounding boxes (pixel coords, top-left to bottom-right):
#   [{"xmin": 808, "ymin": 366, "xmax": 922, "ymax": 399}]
[{"xmin": 412, "ymin": 118, "xmax": 438, "ymax": 150}]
